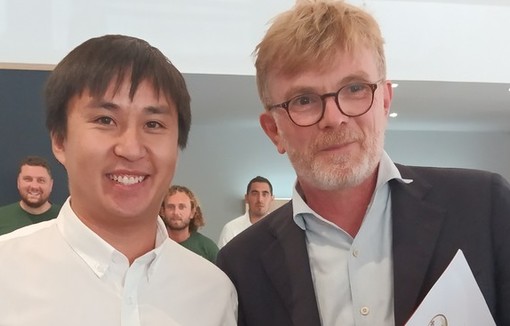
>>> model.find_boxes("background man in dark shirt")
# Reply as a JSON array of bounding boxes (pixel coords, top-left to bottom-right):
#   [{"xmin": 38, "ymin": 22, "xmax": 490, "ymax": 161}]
[{"xmin": 0, "ymin": 156, "xmax": 60, "ymax": 235}]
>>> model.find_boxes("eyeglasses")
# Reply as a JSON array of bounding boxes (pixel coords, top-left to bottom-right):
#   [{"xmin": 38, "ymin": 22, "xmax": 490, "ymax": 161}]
[{"xmin": 268, "ymin": 81, "xmax": 380, "ymax": 127}]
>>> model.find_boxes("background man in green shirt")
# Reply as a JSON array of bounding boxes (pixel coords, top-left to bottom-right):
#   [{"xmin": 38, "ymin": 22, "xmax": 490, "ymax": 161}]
[
  {"xmin": 160, "ymin": 185, "xmax": 219, "ymax": 263},
  {"xmin": 0, "ymin": 156, "xmax": 60, "ymax": 235}
]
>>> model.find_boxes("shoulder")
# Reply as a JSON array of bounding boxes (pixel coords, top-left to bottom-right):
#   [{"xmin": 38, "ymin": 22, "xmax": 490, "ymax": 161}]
[
  {"xmin": 220, "ymin": 202, "xmax": 294, "ymax": 255},
  {"xmin": 161, "ymin": 239, "xmax": 230, "ymax": 283},
  {"xmin": 193, "ymin": 232, "xmax": 217, "ymax": 246},
  {"xmin": 49, "ymin": 203, "xmax": 62, "ymax": 212},
  {"xmin": 0, "ymin": 220, "xmax": 60, "ymax": 262},
  {"xmin": 157, "ymin": 240, "xmax": 237, "ymax": 319},
  {"xmin": 224, "ymin": 214, "xmax": 249, "ymax": 227},
  {"xmin": 395, "ymin": 164, "xmax": 506, "ymax": 190},
  {"xmin": 0, "ymin": 202, "xmax": 21, "ymax": 214},
  {"xmin": 392, "ymin": 164, "xmax": 510, "ymax": 214},
  {"xmin": 0, "ymin": 219, "xmax": 58, "ymax": 242},
  {"xmin": 397, "ymin": 164, "xmax": 497, "ymax": 180}
]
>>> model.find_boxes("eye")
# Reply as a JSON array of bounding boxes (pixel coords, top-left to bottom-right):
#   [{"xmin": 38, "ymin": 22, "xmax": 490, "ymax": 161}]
[
  {"xmin": 146, "ymin": 121, "xmax": 164, "ymax": 129},
  {"xmin": 292, "ymin": 94, "xmax": 319, "ymax": 106},
  {"xmin": 289, "ymin": 94, "xmax": 321, "ymax": 113},
  {"xmin": 342, "ymin": 83, "xmax": 371, "ymax": 98},
  {"xmin": 94, "ymin": 116, "xmax": 114, "ymax": 125}
]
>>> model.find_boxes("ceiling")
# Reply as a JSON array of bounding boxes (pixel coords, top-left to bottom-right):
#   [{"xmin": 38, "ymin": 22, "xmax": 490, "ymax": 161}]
[{"xmin": 1, "ymin": 0, "xmax": 509, "ymax": 132}]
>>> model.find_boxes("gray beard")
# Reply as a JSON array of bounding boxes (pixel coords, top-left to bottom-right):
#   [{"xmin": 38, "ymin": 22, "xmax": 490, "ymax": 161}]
[{"xmin": 285, "ymin": 128, "xmax": 385, "ymax": 191}]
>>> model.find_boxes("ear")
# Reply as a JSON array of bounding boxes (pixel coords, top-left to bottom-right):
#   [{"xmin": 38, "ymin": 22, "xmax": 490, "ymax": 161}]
[
  {"xmin": 382, "ymin": 80, "xmax": 394, "ymax": 117},
  {"xmin": 51, "ymin": 132, "xmax": 67, "ymax": 167},
  {"xmin": 259, "ymin": 112, "xmax": 286, "ymax": 154},
  {"xmin": 48, "ymin": 178, "xmax": 54, "ymax": 193},
  {"xmin": 16, "ymin": 174, "xmax": 22, "ymax": 191}
]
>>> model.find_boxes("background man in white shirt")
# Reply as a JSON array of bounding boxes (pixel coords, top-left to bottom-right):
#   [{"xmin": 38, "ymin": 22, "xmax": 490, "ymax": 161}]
[
  {"xmin": 218, "ymin": 176, "xmax": 273, "ymax": 248},
  {"xmin": 0, "ymin": 34, "xmax": 237, "ymax": 326}
]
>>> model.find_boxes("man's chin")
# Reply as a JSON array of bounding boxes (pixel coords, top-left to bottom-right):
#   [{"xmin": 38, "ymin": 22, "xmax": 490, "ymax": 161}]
[
  {"xmin": 22, "ymin": 199, "xmax": 46, "ymax": 209},
  {"xmin": 166, "ymin": 223, "xmax": 188, "ymax": 231}
]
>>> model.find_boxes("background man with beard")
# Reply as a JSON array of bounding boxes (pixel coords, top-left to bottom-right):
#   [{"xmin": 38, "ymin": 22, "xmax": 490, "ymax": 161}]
[
  {"xmin": 216, "ymin": 1, "xmax": 510, "ymax": 325},
  {"xmin": 218, "ymin": 176, "xmax": 274, "ymax": 248},
  {"xmin": 160, "ymin": 185, "xmax": 219, "ymax": 263},
  {"xmin": 0, "ymin": 156, "xmax": 60, "ymax": 235}
]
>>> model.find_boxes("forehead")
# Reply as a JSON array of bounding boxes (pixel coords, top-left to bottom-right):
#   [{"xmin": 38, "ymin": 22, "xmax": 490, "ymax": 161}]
[
  {"xmin": 268, "ymin": 46, "xmax": 379, "ymax": 90},
  {"xmin": 249, "ymin": 182, "xmax": 271, "ymax": 192},
  {"xmin": 70, "ymin": 78, "xmax": 175, "ymax": 112},
  {"xmin": 102, "ymin": 78, "xmax": 172, "ymax": 104},
  {"xmin": 20, "ymin": 165, "xmax": 50, "ymax": 178},
  {"xmin": 167, "ymin": 191, "xmax": 191, "ymax": 204}
]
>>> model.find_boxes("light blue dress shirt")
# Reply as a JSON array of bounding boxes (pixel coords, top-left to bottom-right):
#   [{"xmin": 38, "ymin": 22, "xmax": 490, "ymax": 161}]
[{"xmin": 293, "ymin": 151, "xmax": 412, "ymax": 326}]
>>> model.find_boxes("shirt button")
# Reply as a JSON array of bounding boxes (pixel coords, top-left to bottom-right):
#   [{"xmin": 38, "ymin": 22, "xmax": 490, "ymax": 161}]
[
  {"xmin": 360, "ymin": 306, "xmax": 370, "ymax": 316},
  {"xmin": 96, "ymin": 264, "xmax": 106, "ymax": 273},
  {"xmin": 352, "ymin": 249, "xmax": 359, "ymax": 257}
]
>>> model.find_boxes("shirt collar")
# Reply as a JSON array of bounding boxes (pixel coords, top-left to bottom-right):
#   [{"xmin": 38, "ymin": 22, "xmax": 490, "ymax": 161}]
[
  {"xmin": 292, "ymin": 150, "xmax": 413, "ymax": 230},
  {"xmin": 56, "ymin": 198, "xmax": 168, "ymax": 280}
]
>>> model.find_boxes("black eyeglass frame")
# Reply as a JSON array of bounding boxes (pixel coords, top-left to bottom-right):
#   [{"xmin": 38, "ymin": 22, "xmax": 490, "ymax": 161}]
[{"xmin": 267, "ymin": 81, "xmax": 380, "ymax": 127}]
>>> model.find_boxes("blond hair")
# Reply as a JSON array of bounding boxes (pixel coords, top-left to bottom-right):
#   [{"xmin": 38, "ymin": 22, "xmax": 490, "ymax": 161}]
[{"xmin": 255, "ymin": 0, "xmax": 386, "ymax": 106}]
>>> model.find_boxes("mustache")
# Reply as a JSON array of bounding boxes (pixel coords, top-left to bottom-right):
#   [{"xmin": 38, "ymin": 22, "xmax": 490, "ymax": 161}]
[{"xmin": 312, "ymin": 129, "xmax": 364, "ymax": 149}]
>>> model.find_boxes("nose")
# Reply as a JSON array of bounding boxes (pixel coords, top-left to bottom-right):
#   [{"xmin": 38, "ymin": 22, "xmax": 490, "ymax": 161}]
[
  {"xmin": 113, "ymin": 127, "xmax": 147, "ymax": 161},
  {"xmin": 27, "ymin": 181, "xmax": 40, "ymax": 189},
  {"xmin": 317, "ymin": 96, "xmax": 349, "ymax": 129}
]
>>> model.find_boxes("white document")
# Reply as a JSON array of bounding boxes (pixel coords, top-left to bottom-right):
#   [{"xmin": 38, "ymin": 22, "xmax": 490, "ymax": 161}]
[{"xmin": 405, "ymin": 249, "xmax": 496, "ymax": 326}]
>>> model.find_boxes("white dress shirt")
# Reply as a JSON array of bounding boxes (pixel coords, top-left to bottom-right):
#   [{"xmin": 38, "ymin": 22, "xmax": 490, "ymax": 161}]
[
  {"xmin": 293, "ymin": 151, "xmax": 412, "ymax": 326},
  {"xmin": 0, "ymin": 198, "xmax": 237, "ymax": 326},
  {"xmin": 217, "ymin": 212, "xmax": 252, "ymax": 248}
]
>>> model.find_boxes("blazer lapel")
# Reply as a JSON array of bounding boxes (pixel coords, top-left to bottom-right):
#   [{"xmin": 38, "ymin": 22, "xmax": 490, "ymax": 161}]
[
  {"xmin": 391, "ymin": 166, "xmax": 447, "ymax": 325},
  {"xmin": 260, "ymin": 203, "xmax": 322, "ymax": 326}
]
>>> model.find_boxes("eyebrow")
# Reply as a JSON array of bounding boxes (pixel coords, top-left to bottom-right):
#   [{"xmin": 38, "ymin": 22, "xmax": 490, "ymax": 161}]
[
  {"xmin": 282, "ymin": 72, "xmax": 374, "ymax": 99},
  {"xmin": 87, "ymin": 99, "xmax": 173, "ymax": 115}
]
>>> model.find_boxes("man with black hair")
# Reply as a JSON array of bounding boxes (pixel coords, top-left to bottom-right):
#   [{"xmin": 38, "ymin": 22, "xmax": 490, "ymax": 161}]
[
  {"xmin": 218, "ymin": 176, "xmax": 273, "ymax": 248},
  {"xmin": 0, "ymin": 34, "xmax": 236, "ymax": 325}
]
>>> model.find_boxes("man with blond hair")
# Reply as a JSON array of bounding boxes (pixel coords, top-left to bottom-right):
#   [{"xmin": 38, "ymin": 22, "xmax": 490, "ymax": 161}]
[{"xmin": 217, "ymin": 1, "xmax": 510, "ymax": 325}]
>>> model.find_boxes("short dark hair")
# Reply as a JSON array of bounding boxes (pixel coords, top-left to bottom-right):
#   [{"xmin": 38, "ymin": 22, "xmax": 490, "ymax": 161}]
[
  {"xmin": 18, "ymin": 156, "xmax": 52, "ymax": 178},
  {"xmin": 45, "ymin": 34, "xmax": 191, "ymax": 149},
  {"xmin": 246, "ymin": 176, "xmax": 273, "ymax": 195}
]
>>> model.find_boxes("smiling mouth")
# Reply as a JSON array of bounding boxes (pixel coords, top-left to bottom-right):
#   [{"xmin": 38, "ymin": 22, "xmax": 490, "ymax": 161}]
[{"xmin": 108, "ymin": 174, "xmax": 146, "ymax": 185}]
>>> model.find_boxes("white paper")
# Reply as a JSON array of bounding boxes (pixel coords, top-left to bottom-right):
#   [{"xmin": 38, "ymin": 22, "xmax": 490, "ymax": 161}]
[{"xmin": 405, "ymin": 249, "xmax": 496, "ymax": 326}]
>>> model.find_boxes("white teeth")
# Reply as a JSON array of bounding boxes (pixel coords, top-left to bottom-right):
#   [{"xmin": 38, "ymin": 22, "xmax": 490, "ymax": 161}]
[{"xmin": 110, "ymin": 175, "xmax": 145, "ymax": 185}]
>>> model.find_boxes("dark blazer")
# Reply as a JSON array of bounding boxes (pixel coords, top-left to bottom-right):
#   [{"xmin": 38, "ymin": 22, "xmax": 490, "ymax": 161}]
[{"xmin": 217, "ymin": 165, "xmax": 510, "ymax": 326}]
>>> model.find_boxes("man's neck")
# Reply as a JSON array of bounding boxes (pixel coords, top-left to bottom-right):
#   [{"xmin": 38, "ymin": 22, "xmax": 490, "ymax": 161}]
[
  {"xmin": 299, "ymin": 172, "xmax": 378, "ymax": 238},
  {"xmin": 248, "ymin": 214, "xmax": 264, "ymax": 225},
  {"xmin": 19, "ymin": 200, "xmax": 51, "ymax": 215},
  {"xmin": 167, "ymin": 228, "xmax": 191, "ymax": 243}
]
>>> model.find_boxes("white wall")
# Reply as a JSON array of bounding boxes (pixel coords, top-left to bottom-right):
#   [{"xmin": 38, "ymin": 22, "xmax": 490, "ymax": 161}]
[
  {"xmin": 386, "ymin": 131, "xmax": 510, "ymax": 178},
  {"xmin": 173, "ymin": 124, "xmax": 510, "ymax": 242}
]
